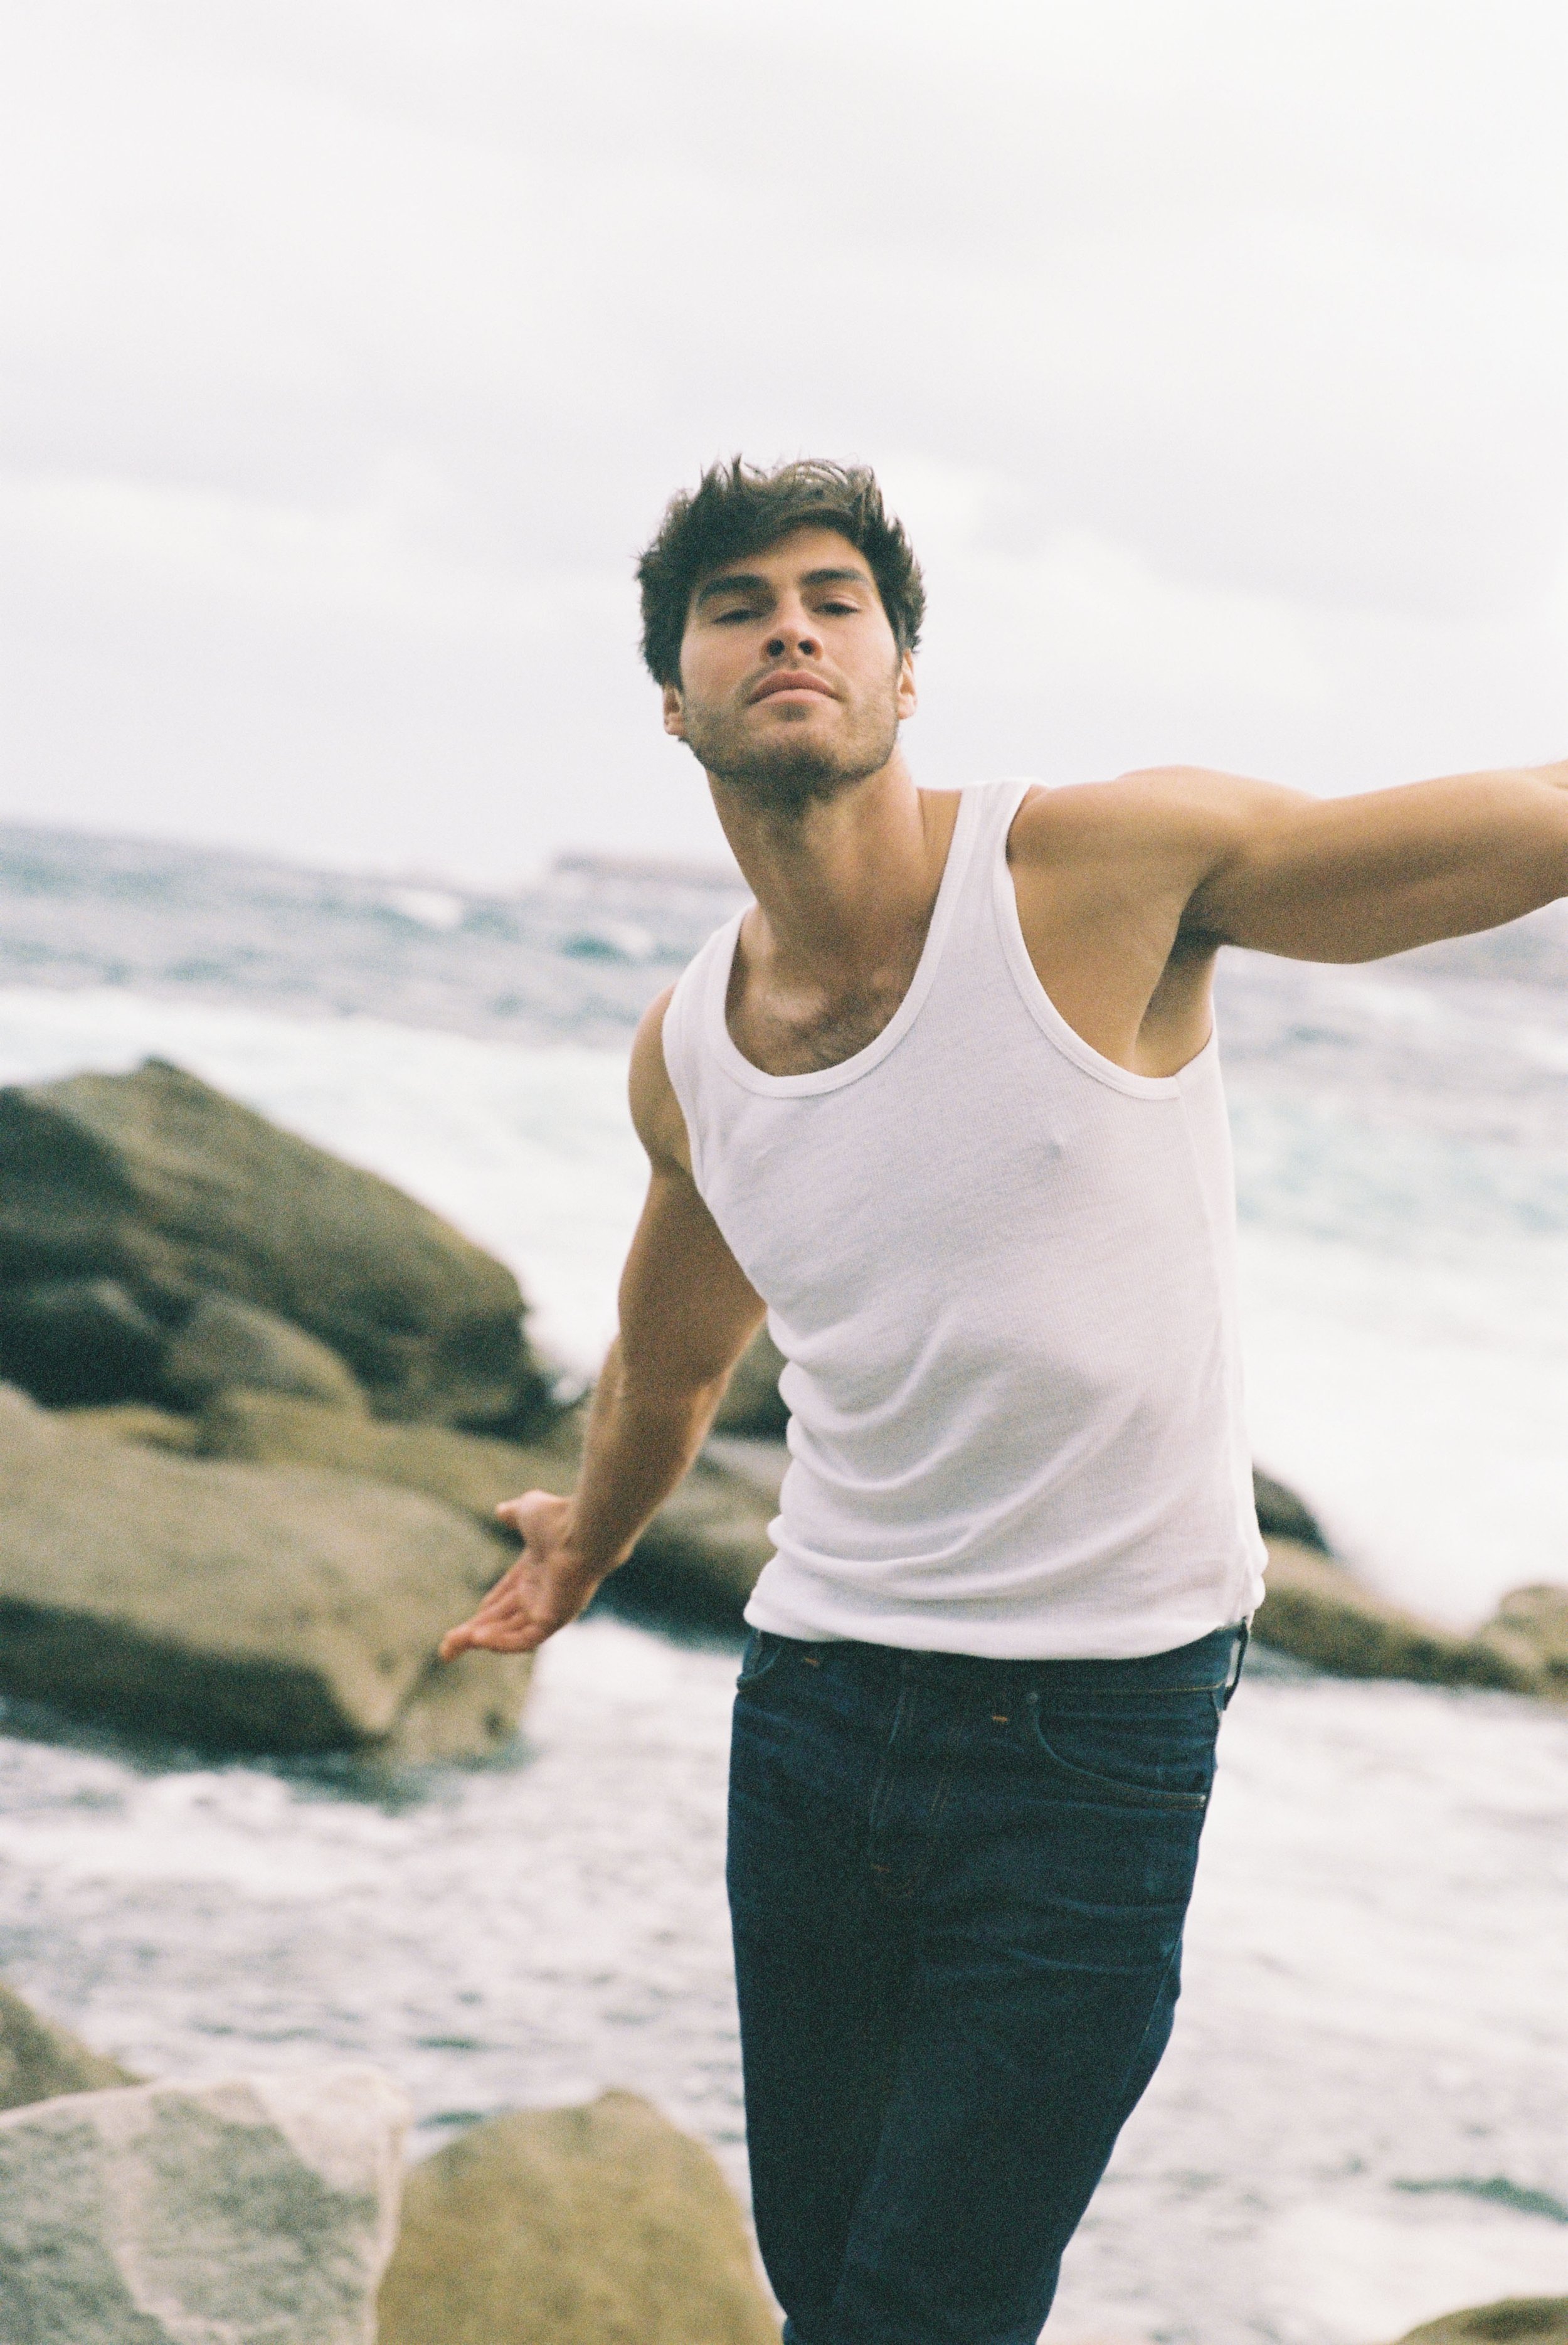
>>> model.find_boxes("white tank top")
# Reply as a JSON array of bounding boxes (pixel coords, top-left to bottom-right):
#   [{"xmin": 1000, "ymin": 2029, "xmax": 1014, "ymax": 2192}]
[{"xmin": 660, "ymin": 780, "xmax": 1266, "ymax": 1659}]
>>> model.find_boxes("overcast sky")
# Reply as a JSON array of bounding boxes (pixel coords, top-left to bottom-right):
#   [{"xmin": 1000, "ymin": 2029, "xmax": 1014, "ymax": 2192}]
[{"xmin": 4, "ymin": 0, "xmax": 1567, "ymax": 881}]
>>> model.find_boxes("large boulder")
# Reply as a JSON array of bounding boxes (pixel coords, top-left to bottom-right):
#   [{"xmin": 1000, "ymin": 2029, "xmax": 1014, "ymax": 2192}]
[
  {"xmin": 1254, "ymin": 1541, "xmax": 1549, "ymax": 1694},
  {"xmin": 0, "ymin": 2066, "xmax": 408, "ymax": 2345},
  {"xmin": 0, "ymin": 1385, "xmax": 531, "ymax": 1756},
  {"xmin": 0, "ymin": 1058, "xmax": 554, "ymax": 1430},
  {"xmin": 162, "ymin": 1292, "xmax": 368, "ymax": 1412},
  {"xmin": 197, "ymin": 1388, "xmax": 580, "ymax": 1516},
  {"xmin": 1391, "ymin": 2302, "xmax": 1568, "ymax": 2345},
  {"xmin": 378, "ymin": 2090, "xmax": 778, "ymax": 2345},
  {"xmin": 0, "ymin": 1979, "xmax": 138, "ymax": 2114}
]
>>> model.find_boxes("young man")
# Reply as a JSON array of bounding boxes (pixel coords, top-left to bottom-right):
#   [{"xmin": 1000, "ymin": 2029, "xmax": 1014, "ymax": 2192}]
[{"xmin": 442, "ymin": 460, "xmax": 1568, "ymax": 2345}]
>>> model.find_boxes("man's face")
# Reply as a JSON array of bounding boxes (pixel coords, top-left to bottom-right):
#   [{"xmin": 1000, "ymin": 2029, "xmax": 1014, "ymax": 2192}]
[{"xmin": 663, "ymin": 526, "xmax": 917, "ymax": 814}]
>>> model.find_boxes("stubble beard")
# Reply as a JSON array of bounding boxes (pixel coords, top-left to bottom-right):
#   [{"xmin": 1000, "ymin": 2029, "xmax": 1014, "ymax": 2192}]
[{"xmin": 681, "ymin": 684, "xmax": 902, "ymax": 821}]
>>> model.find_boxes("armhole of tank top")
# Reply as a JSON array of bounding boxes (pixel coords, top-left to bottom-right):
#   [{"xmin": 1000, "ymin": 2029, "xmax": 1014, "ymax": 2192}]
[{"xmin": 990, "ymin": 785, "xmax": 1204, "ymax": 1100}]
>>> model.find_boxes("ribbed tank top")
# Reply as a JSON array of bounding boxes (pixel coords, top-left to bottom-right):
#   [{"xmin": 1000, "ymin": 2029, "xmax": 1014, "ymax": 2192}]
[{"xmin": 660, "ymin": 779, "xmax": 1266, "ymax": 1659}]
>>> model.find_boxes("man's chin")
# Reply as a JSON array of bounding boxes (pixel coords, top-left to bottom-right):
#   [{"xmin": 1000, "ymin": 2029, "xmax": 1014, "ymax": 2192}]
[
  {"xmin": 691, "ymin": 715, "xmax": 899, "ymax": 813},
  {"xmin": 707, "ymin": 750, "xmax": 876, "ymax": 814}
]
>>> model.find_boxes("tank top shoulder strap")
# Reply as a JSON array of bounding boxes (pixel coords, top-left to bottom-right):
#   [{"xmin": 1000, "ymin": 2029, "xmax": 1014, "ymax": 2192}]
[
  {"xmin": 963, "ymin": 778, "xmax": 1035, "ymax": 867},
  {"xmin": 949, "ymin": 779, "xmax": 1036, "ymax": 938},
  {"xmin": 661, "ymin": 907, "xmax": 744, "ymax": 1184}
]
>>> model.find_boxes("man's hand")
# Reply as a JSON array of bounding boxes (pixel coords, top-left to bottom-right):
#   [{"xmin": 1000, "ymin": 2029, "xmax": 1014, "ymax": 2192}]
[{"xmin": 438, "ymin": 1491, "xmax": 607, "ymax": 1660}]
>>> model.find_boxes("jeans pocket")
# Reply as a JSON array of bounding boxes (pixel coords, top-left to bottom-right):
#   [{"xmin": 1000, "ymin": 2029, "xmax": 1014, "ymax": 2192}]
[
  {"xmin": 736, "ymin": 1627, "xmax": 784, "ymax": 1689},
  {"xmin": 1027, "ymin": 1694, "xmax": 1216, "ymax": 1811}
]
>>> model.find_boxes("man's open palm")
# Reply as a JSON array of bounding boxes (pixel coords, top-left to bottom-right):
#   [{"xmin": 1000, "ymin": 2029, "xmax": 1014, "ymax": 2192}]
[{"xmin": 438, "ymin": 1491, "xmax": 602, "ymax": 1659}]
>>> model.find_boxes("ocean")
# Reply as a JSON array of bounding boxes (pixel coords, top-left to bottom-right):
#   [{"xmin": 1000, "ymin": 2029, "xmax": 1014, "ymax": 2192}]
[{"xmin": 0, "ymin": 816, "xmax": 1564, "ymax": 2344}]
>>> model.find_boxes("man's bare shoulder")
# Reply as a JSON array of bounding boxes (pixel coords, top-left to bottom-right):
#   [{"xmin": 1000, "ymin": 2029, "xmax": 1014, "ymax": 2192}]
[
  {"xmin": 628, "ymin": 986, "xmax": 692, "ymax": 1174},
  {"xmin": 1009, "ymin": 766, "xmax": 1308, "ymax": 875}
]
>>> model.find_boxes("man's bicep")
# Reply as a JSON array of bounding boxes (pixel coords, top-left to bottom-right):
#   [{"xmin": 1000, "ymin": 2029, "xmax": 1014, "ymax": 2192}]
[
  {"xmin": 1184, "ymin": 768, "xmax": 1568, "ymax": 961},
  {"xmin": 617, "ymin": 1164, "xmax": 766, "ymax": 1398}
]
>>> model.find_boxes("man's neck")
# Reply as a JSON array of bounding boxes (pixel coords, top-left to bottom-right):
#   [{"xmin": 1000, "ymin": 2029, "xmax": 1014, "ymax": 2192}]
[{"xmin": 709, "ymin": 754, "xmax": 959, "ymax": 985}]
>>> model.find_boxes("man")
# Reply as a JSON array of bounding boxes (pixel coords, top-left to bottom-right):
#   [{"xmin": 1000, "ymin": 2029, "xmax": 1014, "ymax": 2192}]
[{"xmin": 442, "ymin": 459, "xmax": 1568, "ymax": 2344}]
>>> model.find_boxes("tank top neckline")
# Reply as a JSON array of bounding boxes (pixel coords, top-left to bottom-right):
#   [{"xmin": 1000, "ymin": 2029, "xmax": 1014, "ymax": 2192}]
[{"xmin": 704, "ymin": 780, "xmax": 1005, "ymax": 1098}]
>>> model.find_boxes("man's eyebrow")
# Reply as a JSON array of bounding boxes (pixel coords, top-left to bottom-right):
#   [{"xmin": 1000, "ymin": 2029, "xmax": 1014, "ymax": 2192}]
[
  {"xmin": 693, "ymin": 565, "xmax": 872, "ymax": 607},
  {"xmin": 694, "ymin": 571, "xmax": 770, "ymax": 607}
]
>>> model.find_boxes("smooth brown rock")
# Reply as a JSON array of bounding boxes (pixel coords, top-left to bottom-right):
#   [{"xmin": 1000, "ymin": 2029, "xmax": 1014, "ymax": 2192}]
[
  {"xmin": 0, "ymin": 1383, "xmax": 528, "ymax": 1755},
  {"xmin": 0, "ymin": 1978, "xmax": 138, "ymax": 2114},
  {"xmin": 377, "ymin": 2091, "xmax": 779, "ymax": 2345},
  {"xmin": 162, "ymin": 1292, "xmax": 368, "ymax": 1412},
  {"xmin": 1254, "ymin": 1541, "xmax": 1547, "ymax": 1693},
  {"xmin": 712, "ymin": 1324, "xmax": 789, "ymax": 1438},
  {"xmin": 1479, "ymin": 1585, "xmax": 1568, "ymax": 1696},
  {"xmin": 1392, "ymin": 2300, "xmax": 1568, "ymax": 2345},
  {"xmin": 384, "ymin": 1646, "xmax": 534, "ymax": 1764},
  {"xmin": 0, "ymin": 1058, "xmax": 553, "ymax": 1429},
  {"xmin": 197, "ymin": 1389, "xmax": 577, "ymax": 1518}
]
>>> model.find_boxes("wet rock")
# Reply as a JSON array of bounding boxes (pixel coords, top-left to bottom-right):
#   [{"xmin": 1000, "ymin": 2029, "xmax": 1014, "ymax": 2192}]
[
  {"xmin": 0, "ymin": 2065, "xmax": 408, "ymax": 2345},
  {"xmin": 0, "ymin": 1277, "xmax": 169, "ymax": 1406},
  {"xmin": 0, "ymin": 1978, "xmax": 138, "ymax": 2115},
  {"xmin": 1254, "ymin": 1541, "xmax": 1548, "ymax": 1694},
  {"xmin": 0, "ymin": 1058, "xmax": 554, "ymax": 1430},
  {"xmin": 0, "ymin": 1383, "xmax": 530, "ymax": 1755},
  {"xmin": 1391, "ymin": 2300, "xmax": 1568, "ymax": 2345},
  {"xmin": 162, "ymin": 1292, "xmax": 368, "ymax": 1412},
  {"xmin": 378, "ymin": 2090, "xmax": 779, "ymax": 2345},
  {"xmin": 1478, "ymin": 1585, "xmax": 1568, "ymax": 1696},
  {"xmin": 1252, "ymin": 1465, "xmax": 1330, "ymax": 1551},
  {"xmin": 712, "ymin": 1324, "xmax": 789, "ymax": 1438}
]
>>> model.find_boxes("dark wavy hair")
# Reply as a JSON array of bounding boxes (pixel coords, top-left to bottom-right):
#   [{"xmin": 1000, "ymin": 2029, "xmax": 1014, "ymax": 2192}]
[{"xmin": 636, "ymin": 458, "xmax": 925, "ymax": 688}]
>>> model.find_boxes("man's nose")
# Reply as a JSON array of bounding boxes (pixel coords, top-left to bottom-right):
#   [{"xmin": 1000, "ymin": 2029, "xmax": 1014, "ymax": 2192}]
[{"xmin": 763, "ymin": 609, "xmax": 822, "ymax": 659}]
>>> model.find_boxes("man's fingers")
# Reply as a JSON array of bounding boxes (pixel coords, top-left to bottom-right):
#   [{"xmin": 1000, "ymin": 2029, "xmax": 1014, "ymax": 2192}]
[
  {"xmin": 445, "ymin": 1598, "xmax": 572, "ymax": 1657},
  {"xmin": 439, "ymin": 1599, "xmax": 552, "ymax": 1659}
]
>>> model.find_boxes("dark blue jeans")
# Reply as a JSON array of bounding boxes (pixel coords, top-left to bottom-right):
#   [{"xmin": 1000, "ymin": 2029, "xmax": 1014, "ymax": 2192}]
[{"xmin": 727, "ymin": 1620, "xmax": 1245, "ymax": 2345}]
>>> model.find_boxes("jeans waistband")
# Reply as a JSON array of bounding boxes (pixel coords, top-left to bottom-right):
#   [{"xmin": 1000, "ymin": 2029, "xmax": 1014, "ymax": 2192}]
[{"xmin": 758, "ymin": 1620, "xmax": 1248, "ymax": 1700}]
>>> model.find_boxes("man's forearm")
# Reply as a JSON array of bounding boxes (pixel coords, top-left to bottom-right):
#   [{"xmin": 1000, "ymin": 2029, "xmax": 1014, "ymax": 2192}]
[{"xmin": 568, "ymin": 1337, "xmax": 728, "ymax": 1577}]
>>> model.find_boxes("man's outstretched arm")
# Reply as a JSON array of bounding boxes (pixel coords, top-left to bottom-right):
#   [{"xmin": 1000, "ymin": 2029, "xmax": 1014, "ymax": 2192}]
[
  {"xmin": 440, "ymin": 992, "xmax": 765, "ymax": 1659},
  {"xmin": 1177, "ymin": 759, "xmax": 1568, "ymax": 961}
]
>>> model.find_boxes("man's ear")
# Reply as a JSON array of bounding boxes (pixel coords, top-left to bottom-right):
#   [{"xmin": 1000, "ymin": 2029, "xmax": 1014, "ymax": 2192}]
[
  {"xmin": 896, "ymin": 651, "xmax": 918, "ymax": 723},
  {"xmin": 662, "ymin": 682, "xmax": 686, "ymax": 738}
]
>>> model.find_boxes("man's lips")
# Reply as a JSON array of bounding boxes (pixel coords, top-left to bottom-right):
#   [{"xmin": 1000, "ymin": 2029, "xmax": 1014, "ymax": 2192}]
[{"xmin": 749, "ymin": 673, "xmax": 837, "ymax": 705}]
